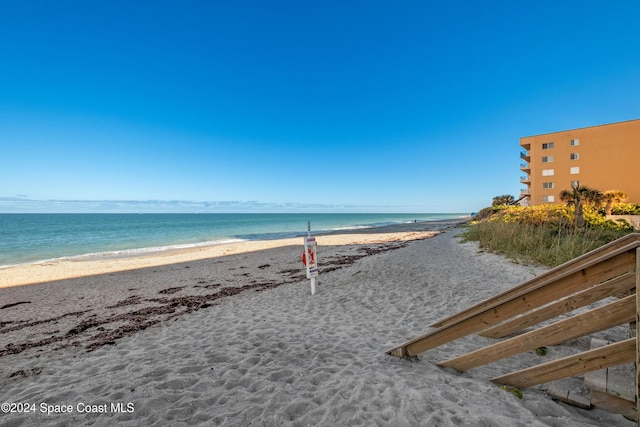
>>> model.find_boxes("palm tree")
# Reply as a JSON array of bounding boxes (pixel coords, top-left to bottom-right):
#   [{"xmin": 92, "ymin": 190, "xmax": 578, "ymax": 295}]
[
  {"xmin": 492, "ymin": 195, "xmax": 515, "ymax": 206},
  {"xmin": 559, "ymin": 185, "xmax": 603, "ymax": 227},
  {"xmin": 602, "ymin": 190, "xmax": 628, "ymax": 215}
]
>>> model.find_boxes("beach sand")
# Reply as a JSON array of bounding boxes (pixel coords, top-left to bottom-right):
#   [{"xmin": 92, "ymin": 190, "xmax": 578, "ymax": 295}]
[{"xmin": 0, "ymin": 219, "xmax": 632, "ymax": 426}]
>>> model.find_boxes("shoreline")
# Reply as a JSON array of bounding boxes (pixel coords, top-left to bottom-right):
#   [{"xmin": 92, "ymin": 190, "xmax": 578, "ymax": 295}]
[
  {"xmin": 0, "ymin": 213, "xmax": 470, "ymax": 270},
  {"xmin": 0, "ymin": 217, "xmax": 469, "ymax": 288}
]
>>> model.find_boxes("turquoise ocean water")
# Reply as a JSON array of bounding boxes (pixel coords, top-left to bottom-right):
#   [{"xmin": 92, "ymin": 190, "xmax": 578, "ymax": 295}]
[{"xmin": 0, "ymin": 213, "xmax": 467, "ymax": 267}]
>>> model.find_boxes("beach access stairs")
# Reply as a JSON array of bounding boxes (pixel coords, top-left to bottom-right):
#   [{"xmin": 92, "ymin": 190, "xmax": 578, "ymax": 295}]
[{"xmin": 387, "ymin": 232, "xmax": 640, "ymax": 424}]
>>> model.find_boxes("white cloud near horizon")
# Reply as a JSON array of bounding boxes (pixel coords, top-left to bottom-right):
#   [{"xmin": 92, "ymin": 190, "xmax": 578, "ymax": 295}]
[{"xmin": 0, "ymin": 197, "xmax": 415, "ymax": 213}]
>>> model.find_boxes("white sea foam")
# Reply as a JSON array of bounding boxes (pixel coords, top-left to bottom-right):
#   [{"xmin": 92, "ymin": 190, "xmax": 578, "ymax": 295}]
[
  {"xmin": 329, "ymin": 225, "xmax": 373, "ymax": 231},
  {"xmin": 0, "ymin": 238, "xmax": 247, "ymax": 269},
  {"xmin": 74, "ymin": 239, "xmax": 247, "ymax": 260}
]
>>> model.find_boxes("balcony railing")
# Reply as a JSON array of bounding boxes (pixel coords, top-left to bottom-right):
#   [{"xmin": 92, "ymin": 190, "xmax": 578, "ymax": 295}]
[{"xmin": 520, "ymin": 150, "xmax": 530, "ymax": 161}]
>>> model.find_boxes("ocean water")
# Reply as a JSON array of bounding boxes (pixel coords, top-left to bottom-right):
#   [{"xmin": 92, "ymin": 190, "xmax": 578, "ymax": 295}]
[{"xmin": 0, "ymin": 213, "xmax": 466, "ymax": 268}]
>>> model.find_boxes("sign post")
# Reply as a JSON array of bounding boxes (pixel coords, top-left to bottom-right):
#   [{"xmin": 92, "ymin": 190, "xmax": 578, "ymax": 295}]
[{"xmin": 303, "ymin": 221, "xmax": 318, "ymax": 295}]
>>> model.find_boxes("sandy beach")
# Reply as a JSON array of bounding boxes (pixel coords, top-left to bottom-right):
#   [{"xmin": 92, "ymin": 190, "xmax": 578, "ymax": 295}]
[
  {"xmin": 0, "ymin": 219, "xmax": 456, "ymax": 289},
  {"xmin": 0, "ymin": 219, "xmax": 632, "ymax": 426}
]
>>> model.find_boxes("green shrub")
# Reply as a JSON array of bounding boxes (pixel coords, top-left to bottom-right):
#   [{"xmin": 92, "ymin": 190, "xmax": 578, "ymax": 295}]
[
  {"xmin": 610, "ymin": 203, "xmax": 640, "ymax": 215},
  {"xmin": 473, "ymin": 206, "xmax": 498, "ymax": 221},
  {"xmin": 583, "ymin": 206, "xmax": 634, "ymax": 231},
  {"xmin": 461, "ymin": 205, "xmax": 632, "ymax": 267},
  {"xmin": 489, "ymin": 205, "xmax": 572, "ymax": 226}
]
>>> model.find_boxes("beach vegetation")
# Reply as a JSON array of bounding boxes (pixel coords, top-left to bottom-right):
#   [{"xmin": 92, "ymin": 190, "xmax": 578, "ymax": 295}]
[
  {"xmin": 473, "ymin": 206, "xmax": 498, "ymax": 221},
  {"xmin": 602, "ymin": 190, "xmax": 628, "ymax": 215},
  {"xmin": 558, "ymin": 185, "xmax": 603, "ymax": 228},
  {"xmin": 462, "ymin": 199, "xmax": 633, "ymax": 267},
  {"xmin": 499, "ymin": 385, "xmax": 523, "ymax": 399},
  {"xmin": 608, "ymin": 202, "xmax": 640, "ymax": 215},
  {"xmin": 492, "ymin": 194, "xmax": 515, "ymax": 206}
]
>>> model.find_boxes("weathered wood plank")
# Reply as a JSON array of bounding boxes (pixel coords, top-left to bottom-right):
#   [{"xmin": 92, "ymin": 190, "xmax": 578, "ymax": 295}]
[
  {"xmin": 431, "ymin": 234, "xmax": 640, "ymax": 329},
  {"xmin": 591, "ymin": 390, "xmax": 637, "ymax": 421},
  {"xmin": 585, "ymin": 338, "xmax": 636, "ymax": 403},
  {"xmin": 387, "ymin": 251, "xmax": 636, "ymax": 358},
  {"xmin": 606, "ymin": 362, "xmax": 636, "ymax": 401},
  {"xmin": 439, "ymin": 296, "xmax": 635, "ymax": 372},
  {"xmin": 491, "ymin": 338, "xmax": 635, "ymax": 389},
  {"xmin": 584, "ymin": 339, "xmax": 609, "ymax": 393},
  {"xmin": 547, "ymin": 381, "xmax": 591, "ymax": 409},
  {"xmin": 479, "ymin": 272, "xmax": 636, "ymax": 339}
]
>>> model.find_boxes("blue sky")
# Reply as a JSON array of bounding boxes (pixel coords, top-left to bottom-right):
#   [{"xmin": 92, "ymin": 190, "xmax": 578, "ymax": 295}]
[{"xmin": 1, "ymin": 1, "xmax": 639, "ymax": 213}]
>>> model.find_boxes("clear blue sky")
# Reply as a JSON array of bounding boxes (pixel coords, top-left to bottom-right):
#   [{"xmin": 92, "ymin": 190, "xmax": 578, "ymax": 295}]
[{"xmin": 1, "ymin": 1, "xmax": 639, "ymax": 213}]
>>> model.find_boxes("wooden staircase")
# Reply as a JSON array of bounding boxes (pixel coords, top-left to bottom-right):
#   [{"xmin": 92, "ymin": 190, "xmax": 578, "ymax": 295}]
[{"xmin": 387, "ymin": 233, "xmax": 640, "ymax": 424}]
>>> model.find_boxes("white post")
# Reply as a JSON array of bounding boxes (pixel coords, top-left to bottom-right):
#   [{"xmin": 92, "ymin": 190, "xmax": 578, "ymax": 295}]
[{"xmin": 304, "ymin": 221, "xmax": 318, "ymax": 295}]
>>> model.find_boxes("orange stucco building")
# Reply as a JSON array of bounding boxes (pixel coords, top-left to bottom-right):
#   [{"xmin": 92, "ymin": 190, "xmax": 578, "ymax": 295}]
[{"xmin": 519, "ymin": 119, "xmax": 640, "ymax": 206}]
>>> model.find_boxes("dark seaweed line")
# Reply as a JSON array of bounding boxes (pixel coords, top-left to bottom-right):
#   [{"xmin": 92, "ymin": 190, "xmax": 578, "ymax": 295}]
[
  {"xmin": 0, "ymin": 311, "xmax": 90, "ymax": 334},
  {"xmin": 1, "ymin": 241, "xmax": 409, "ymax": 358}
]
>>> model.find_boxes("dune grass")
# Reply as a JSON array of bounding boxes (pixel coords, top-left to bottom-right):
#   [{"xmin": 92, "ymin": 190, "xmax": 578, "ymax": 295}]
[{"xmin": 460, "ymin": 217, "xmax": 631, "ymax": 268}]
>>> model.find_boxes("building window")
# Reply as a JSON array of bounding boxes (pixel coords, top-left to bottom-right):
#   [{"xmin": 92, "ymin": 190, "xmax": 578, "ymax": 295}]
[
  {"xmin": 570, "ymin": 153, "xmax": 580, "ymax": 160},
  {"xmin": 571, "ymin": 180, "xmax": 580, "ymax": 188},
  {"xmin": 542, "ymin": 156, "xmax": 554, "ymax": 163},
  {"xmin": 570, "ymin": 139, "xmax": 579, "ymax": 146},
  {"xmin": 542, "ymin": 169, "xmax": 555, "ymax": 176},
  {"xmin": 570, "ymin": 166, "xmax": 580, "ymax": 174},
  {"xmin": 542, "ymin": 195, "xmax": 555, "ymax": 203},
  {"xmin": 542, "ymin": 182, "xmax": 554, "ymax": 189},
  {"xmin": 542, "ymin": 142, "xmax": 554, "ymax": 149}
]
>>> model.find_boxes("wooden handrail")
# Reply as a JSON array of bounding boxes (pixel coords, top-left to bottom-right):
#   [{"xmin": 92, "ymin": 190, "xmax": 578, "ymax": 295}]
[
  {"xmin": 479, "ymin": 271, "xmax": 636, "ymax": 339},
  {"xmin": 491, "ymin": 338, "xmax": 635, "ymax": 389},
  {"xmin": 387, "ymin": 248, "xmax": 636, "ymax": 357},
  {"xmin": 386, "ymin": 234, "xmax": 640, "ymax": 422},
  {"xmin": 439, "ymin": 295, "xmax": 635, "ymax": 372},
  {"xmin": 431, "ymin": 233, "xmax": 640, "ymax": 329}
]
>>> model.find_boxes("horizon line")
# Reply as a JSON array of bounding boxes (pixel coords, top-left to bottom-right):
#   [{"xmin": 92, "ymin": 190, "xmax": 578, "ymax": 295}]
[{"xmin": 0, "ymin": 197, "xmax": 456, "ymax": 214}]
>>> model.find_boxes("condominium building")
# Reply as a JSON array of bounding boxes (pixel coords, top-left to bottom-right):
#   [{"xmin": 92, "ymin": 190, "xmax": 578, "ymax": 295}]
[{"xmin": 519, "ymin": 119, "xmax": 640, "ymax": 206}]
